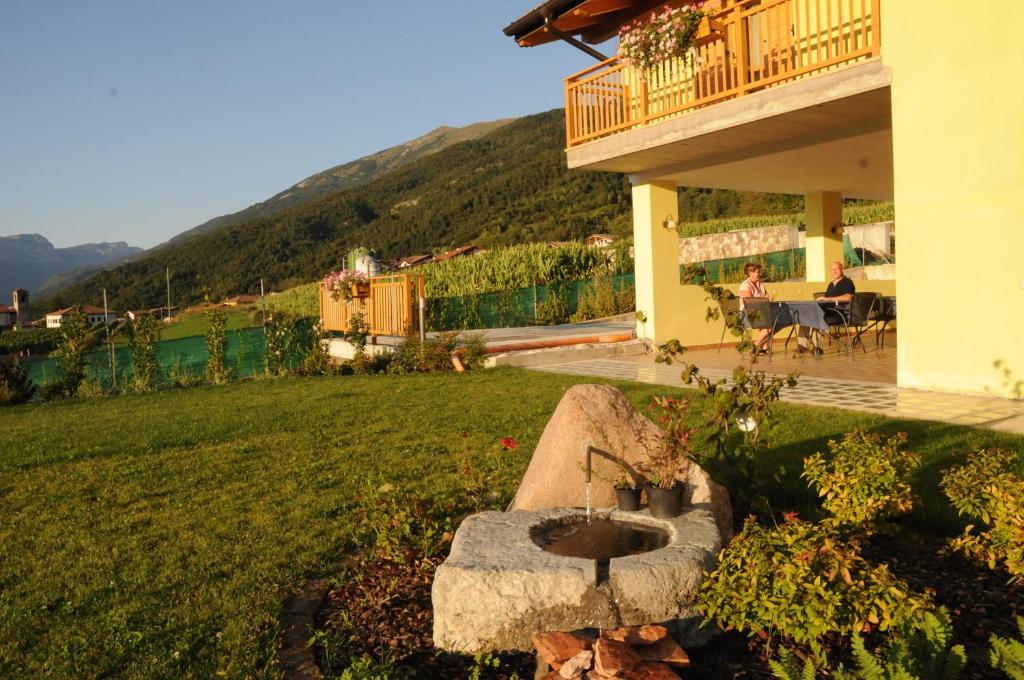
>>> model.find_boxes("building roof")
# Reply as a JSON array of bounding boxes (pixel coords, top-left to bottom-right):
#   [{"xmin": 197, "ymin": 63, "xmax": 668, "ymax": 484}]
[
  {"xmin": 587, "ymin": 233, "xmax": 614, "ymax": 241},
  {"xmin": 431, "ymin": 244, "xmax": 485, "ymax": 263},
  {"xmin": 398, "ymin": 254, "xmax": 433, "ymax": 267},
  {"xmin": 0, "ymin": 305, "xmax": 16, "ymax": 314},
  {"xmin": 48, "ymin": 306, "xmax": 113, "ymax": 316},
  {"xmin": 504, "ymin": 0, "xmax": 670, "ymax": 48}
]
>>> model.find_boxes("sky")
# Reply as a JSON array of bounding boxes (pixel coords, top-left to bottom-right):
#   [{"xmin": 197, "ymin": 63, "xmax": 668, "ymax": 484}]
[{"xmin": 0, "ymin": 1, "xmax": 599, "ymax": 249}]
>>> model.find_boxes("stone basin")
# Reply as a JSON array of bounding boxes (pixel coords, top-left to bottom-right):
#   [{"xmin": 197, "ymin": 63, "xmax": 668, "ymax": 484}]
[{"xmin": 431, "ymin": 506, "xmax": 723, "ymax": 653}]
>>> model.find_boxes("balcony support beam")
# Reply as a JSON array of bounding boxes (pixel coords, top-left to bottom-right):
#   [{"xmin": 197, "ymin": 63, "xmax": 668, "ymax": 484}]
[
  {"xmin": 631, "ymin": 180, "xmax": 681, "ymax": 344},
  {"xmin": 804, "ymin": 191, "xmax": 844, "ymax": 283}
]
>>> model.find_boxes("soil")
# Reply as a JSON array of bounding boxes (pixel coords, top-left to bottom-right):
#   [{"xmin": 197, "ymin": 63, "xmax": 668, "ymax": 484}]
[{"xmin": 312, "ymin": 530, "xmax": 1024, "ymax": 678}]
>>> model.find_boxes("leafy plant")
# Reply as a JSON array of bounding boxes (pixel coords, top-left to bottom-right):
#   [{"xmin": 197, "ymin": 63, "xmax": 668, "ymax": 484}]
[
  {"xmin": 127, "ymin": 313, "xmax": 161, "ymax": 391},
  {"xmin": 264, "ymin": 313, "xmax": 300, "ymax": 376},
  {"xmin": 0, "ymin": 359, "xmax": 36, "ymax": 405},
  {"xmin": 302, "ymin": 319, "xmax": 333, "ymax": 376},
  {"xmin": 989, "ymin": 616, "xmax": 1024, "ymax": 679},
  {"xmin": 457, "ymin": 432, "xmax": 518, "ymax": 512},
  {"xmin": 802, "ymin": 431, "xmax": 919, "ymax": 532},
  {"xmin": 57, "ymin": 307, "xmax": 91, "ymax": 398},
  {"xmin": 639, "ymin": 395, "xmax": 696, "ymax": 489},
  {"xmin": 771, "ymin": 608, "xmax": 965, "ymax": 679},
  {"xmin": 941, "ymin": 447, "xmax": 1024, "ymax": 580},
  {"xmin": 345, "ymin": 312, "xmax": 370, "ymax": 357},
  {"xmin": 701, "ymin": 515, "xmax": 932, "ymax": 659},
  {"xmin": 571, "ymin": 276, "xmax": 634, "ymax": 322},
  {"xmin": 203, "ymin": 305, "xmax": 231, "ymax": 384},
  {"xmin": 535, "ymin": 283, "xmax": 571, "ymax": 325}
]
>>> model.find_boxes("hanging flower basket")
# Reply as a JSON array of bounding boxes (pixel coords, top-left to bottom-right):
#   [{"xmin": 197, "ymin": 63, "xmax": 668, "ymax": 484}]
[
  {"xmin": 693, "ymin": 15, "xmax": 725, "ymax": 48},
  {"xmin": 351, "ymin": 282, "xmax": 370, "ymax": 299},
  {"xmin": 323, "ymin": 270, "xmax": 369, "ymax": 303},
  {"xmin": 618, "ymin": 3, "xmax": 708, "ymax": 80}
]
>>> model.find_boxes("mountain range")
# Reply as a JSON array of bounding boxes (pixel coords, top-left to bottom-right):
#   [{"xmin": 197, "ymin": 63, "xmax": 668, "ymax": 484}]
[
  {"xmin": 0, "ymin": 235, "xmax": 143, "ymax": 302},
  {"xmin": 43, "ymin": 108, "xmax": 796, "ymax": 313}
]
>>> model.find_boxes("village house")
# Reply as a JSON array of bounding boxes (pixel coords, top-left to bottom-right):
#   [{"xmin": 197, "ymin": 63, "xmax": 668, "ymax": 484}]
[
  {"xmin": 45, "ymin": 306, "xmax": 117, "ymax": 328},
  {"xmin": 0, "ymin": 305, "xmax": 16, "ymax": 331},
  {"xmin": 431, "ymin": 244, "xmax": 486, "ymax": 263},
  {"xmin": 585, "ymin": 233, "xmax": 615, "ymax": 248},
  {"xmin": 397, "ymin": 254, "xmax": 433, "ymax": 268}
]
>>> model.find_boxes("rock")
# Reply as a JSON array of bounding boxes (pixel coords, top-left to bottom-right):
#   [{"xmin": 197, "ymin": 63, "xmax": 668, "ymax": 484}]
[
  {"xmin": 635, "ymin": 637, "xmax": 690, "ymax": 667},
  {"xmin": 626, "ymin": 662, "xmax": 681, "ymax": 679},
  {"xmin": 510, "ymin": 384, "xmax": 733, "ymax": 542},
  {"xmin": 603, "ymin": 625, "xmax": 668, "ymax": 646},
  {"xmin": 594, "ymin": 637, "xmax": 642, "ymax": 677},
  {"xmin": 558, "ymin": 649, "xmax": 593, "ymax": 679},
  {"xmin": 533, "ymin": 631, "xmax": 590, "ymax": 670}
]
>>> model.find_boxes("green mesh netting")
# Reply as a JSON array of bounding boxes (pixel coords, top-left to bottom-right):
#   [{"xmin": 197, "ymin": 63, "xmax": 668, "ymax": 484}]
[{"xmin": 24, "ymin": 327, "xmax": 269, "ymax": 390}]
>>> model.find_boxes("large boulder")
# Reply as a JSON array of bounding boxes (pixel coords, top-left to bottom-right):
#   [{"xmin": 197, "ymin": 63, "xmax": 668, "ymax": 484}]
[{"xmin": 511, "ymin": 384, "xmax": 732, "ymax": 541}]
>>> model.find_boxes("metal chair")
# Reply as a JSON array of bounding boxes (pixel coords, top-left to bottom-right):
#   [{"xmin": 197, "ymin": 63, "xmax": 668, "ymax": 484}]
[
  {"xmin": 716, "ymin": 296, "xmax": 741, "ymax": 355},
  {"xmin": 869, "ymin": 296, "xmax": 896, "ymax": 348},
  {"xmin": 744, "ymin": 297, "xmax": 794, "ymax": 361},
  {"xmin": 825, "ymin": 292, "xmax": 878, "ymax": 358}
]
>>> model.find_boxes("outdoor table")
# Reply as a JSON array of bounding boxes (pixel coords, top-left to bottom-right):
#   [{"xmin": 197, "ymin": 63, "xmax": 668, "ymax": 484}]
[{"xmin": 776, "ymin": 300, "xmax": 847, "ymax": 353}]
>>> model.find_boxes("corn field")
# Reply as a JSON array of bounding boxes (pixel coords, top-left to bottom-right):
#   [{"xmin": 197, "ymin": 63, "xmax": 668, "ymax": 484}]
[
  {"xmin": 410, "ymin": 241, "xmax": 633, "ymax": 298},
  {"xmin": 678, "ymin": 202, "xmax": 894, "ymax": 238}
]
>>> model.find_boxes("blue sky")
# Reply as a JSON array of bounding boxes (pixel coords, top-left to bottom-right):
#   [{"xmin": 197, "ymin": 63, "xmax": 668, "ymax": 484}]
[{"xmin": 0, "ymin": 2, "xmax": 597, "ymax": 248}]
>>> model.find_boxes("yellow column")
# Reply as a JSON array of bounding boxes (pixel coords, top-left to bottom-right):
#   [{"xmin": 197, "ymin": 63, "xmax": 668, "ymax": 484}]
[
  {"xmin": 632, "ymin": 180, "xmax": 680, "ymax": 343},
  {"xmin": 804, "ymin": 191, "xmax": 843, "ymax": 283}
]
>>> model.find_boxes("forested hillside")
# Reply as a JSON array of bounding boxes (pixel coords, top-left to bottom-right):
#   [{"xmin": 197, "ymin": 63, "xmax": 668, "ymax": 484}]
[{"xmin": 45, "ymin": 109, "xmax": 797, "ymax": 311}]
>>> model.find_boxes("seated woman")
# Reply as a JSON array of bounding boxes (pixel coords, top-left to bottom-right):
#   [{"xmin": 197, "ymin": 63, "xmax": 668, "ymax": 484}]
[{"xmin": 738, "ymin": 262, "xmax": 771, "ymax": 354}]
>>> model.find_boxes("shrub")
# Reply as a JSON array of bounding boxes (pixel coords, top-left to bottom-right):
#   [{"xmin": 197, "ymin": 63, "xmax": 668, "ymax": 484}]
[
  {"xmin": 0, "ymin": 359, "xmax": 36, "ymax": 405},
  {"xmin": 941, "ymin": 448, "xmax": 1024, "ymax": 581},
  {"xmin": 388, "ymin": 333, "xmax": 485, "ymax": 374},
  {"xmin": 771, "ymin": 607, "xmax": 965, "ymax": 679},
  {"xmin": 127, "ymin": 314, "xmax": 161, "ymax": 391},
  {"xmin": 302, "ymin": 319, "xmax": 333, "ymax": 376},
  {"xmin": 571, "ymin": 276, "xmax": 634, "ymax": 322},
  {"xmin": 802, "ymin": 431, "xmax": 919, "ymax": 532},
  {"xmin": 204, "ymin": 306, "xmax": 231, "ymax": 384},
  {"xmin": 990, "ymin": 617, "xmax": 1024, "ymax": 679},
  {"xmin": 264, "ymin": 313, "xmax": 300, "ymax": 376},
  {"xmin": 701, "ymin": 515, "xmax": 932, "ymax": 659},
  {"xmin": 57, "ymin": 308, "xmax": 91, "ymax": 398}
]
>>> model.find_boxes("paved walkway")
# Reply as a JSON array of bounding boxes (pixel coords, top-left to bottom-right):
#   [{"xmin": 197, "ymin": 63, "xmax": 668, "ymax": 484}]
[
  {"xmin": 531, "ymin": 356, "xmax": 1024, "ymax": 433},
  {"xmin": 431, "ymin": 314, "xmax": 635, "ymax": 349}
]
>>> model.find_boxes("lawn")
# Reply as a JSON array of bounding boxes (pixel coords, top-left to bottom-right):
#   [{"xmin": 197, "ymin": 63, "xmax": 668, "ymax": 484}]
[
  {"xmin": 155, "ymin": 307, "xmax": 260, "ymax": 342},
  {"xmin": 0, "ymin": 367, "xmax": 1021, "ymax": 678}
]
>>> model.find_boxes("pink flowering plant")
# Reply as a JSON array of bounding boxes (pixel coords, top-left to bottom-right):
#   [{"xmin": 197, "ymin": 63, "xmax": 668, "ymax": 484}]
[
  {"xmin": 322, "ymin": 269, "xmax": 369, "ymax": 302},
  {"xmin": 618, "ymin": 3, "xmax": 706, "ymax": 78}
]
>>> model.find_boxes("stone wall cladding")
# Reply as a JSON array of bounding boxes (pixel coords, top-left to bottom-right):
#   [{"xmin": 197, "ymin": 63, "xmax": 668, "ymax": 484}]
[{"xmin": 679, "ymin": 221, "xmax": 895, "ymax": 263}]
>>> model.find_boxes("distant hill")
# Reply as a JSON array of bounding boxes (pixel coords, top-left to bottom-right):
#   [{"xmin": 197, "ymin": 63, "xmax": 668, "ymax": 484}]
[
  {"xmin": 45, "ymin": 109, "xmax": 798, "ymax": 312},
  {"xmin": 162, "ymin": 119, "xmax": 515, "ymax": 248},
  {"xmin": 0, "ymin": 234, "xmax": 142, "ymax": 301},
  {"xmin": 38, "ymin": 119, "xmax": 515, "ymax": 298}
]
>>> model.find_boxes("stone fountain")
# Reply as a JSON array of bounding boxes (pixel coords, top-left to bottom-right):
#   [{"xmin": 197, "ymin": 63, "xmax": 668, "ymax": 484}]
[{"xmin": 432, "ymin": 385, "xmax": 732, "ymax": 653}]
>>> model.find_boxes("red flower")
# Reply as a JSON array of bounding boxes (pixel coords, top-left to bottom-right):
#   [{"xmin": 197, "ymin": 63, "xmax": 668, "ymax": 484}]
[
  {"xmin": 783, "ymin": 511, "xmax": 800, "ymax": 523},
  {"xmin": 500, "ymin": 437, "xmax": 517, "ymax": 451}
]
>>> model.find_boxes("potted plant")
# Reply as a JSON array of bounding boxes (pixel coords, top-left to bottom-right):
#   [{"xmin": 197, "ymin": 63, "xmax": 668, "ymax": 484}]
[
  {"xmin": 323, "ymin": 269, "xmax": 370, "ymax": 303},
  {"xmin": 617, "ymin": 3, "xmax": 708, "ymax": 79},
  {"xmin": 614, "ymin": 469, "xmax": 644, "ymax": 512},
  {"xmin": 640, "ymin": 395, "xmax": 697, "ymax": 518}
]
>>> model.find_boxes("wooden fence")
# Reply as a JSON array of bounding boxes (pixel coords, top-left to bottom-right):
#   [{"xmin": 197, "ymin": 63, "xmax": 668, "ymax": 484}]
[
  {"xmin": 319, "ymin": 274, "xmax": 425, "ymax": 337},
  {"xmin": 564, "ymin": 0, "xmax": 882, "ymax": 147}
]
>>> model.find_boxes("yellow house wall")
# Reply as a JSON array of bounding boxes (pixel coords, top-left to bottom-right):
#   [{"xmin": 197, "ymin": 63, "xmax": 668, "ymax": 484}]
[{"xmin": 885, "ymin": 4, "xmax": 1024, "ymax": 397}]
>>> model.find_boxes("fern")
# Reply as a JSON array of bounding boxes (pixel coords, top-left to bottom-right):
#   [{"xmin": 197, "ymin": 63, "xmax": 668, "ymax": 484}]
[
  {"xmin": 990, "ymin": 617, "xmax": 1024, "ymax": 679},
  {"xmin": 769, "ymin": 650, "xmax": 817, "ymax": 680}
]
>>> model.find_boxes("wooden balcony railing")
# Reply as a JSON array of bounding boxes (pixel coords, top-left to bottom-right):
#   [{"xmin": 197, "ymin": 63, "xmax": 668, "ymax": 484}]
[
  {"xmin": 564, "ymin": 0, "xmax": 881, "ymax": 147},
  {"xmin": 319, "ymin": 273, "xmax": 425, "ymax": 337}
]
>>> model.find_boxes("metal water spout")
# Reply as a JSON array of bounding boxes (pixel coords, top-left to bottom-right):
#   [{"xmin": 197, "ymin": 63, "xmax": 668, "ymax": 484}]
[{"xmin": 584, "ymin": 444, "xmax": 594, "ymax": 523}]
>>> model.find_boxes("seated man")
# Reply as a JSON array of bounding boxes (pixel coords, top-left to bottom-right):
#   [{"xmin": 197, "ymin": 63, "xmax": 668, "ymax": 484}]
[{"xmin": 797, "ymin": 261, "xmax": 856, "ymax": 353}]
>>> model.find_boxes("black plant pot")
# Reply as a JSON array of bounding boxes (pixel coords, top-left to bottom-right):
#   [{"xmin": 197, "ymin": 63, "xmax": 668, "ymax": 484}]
[
  {"xmin": 615, "ymin": 486, "xmax": 642, "ymax": 512},
  {"xmin": 646, "ymin": 484, "xmax": 684, "ymax": 518}
]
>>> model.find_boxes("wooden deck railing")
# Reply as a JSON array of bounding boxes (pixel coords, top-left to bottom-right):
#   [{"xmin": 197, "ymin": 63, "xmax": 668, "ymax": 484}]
[
  {"xmin": 319, "ymin": 273, "xmax": 425, "ymax": 337},
  {"xmin": 564, "ymin": 0, "xmax": 881, "ymax": 147}
]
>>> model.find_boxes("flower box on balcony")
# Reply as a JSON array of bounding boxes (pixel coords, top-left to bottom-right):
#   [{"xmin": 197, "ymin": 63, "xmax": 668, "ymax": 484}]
[{"xmin": 351, "ymin": 283, "xmax": 370, "ymax": 299}]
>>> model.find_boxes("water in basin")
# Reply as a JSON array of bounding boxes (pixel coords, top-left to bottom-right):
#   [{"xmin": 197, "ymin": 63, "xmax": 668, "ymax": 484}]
[{"xmin": 531, "ymin": 517, "xmax": 669, "ymax": 560}]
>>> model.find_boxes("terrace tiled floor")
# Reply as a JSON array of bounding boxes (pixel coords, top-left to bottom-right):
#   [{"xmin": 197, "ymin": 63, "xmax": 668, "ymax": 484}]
[{"xmin": 530, "ymin": 336, "xmax": 1024, "ymax": 433}]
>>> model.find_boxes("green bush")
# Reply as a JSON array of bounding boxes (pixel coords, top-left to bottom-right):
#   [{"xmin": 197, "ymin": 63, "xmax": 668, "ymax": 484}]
[
  {"xmin": 57, "ymin": 308, "xmax": 92, "ymax": 398},
  {"xmin": 0, "ymin": 327, "xmax": 61, "ymax": 355},
  {"xmin": 264, "ymin": 313, "xmax": 300, "ymax": 377},
  {"xmin": 941, "ymin": 447, "xmax": 1024, "ymax": 581},
  {"xmin": 204, "ymin": 306, "xmax": 231, "ymax": 384},
  {"xmin": 571, "ymin": 276, "xmax": 634, "ymax": 322},
  {"xmin": 127, "ymin": 314, "xmax": 161, "ymax": 391},
  {"xmin": 802, "ymin": 431, "xmax": 919, "ymax": 532},
  {"xmin": 771, "ymin": 607, "xmax": 965, "ymax": 679},
  {"xmin": 0, "ymin": 360, "xmax": 36, "ymax": 405},
  {"xmin": 387, "ymin": 332, "xmax": 485, "ymax": 374},
  {"xmin": 990, "ymin": 617, "xmax": 1024, "ymax": 679},
  {"xmin": 701, "ymin": 516, "xmax": 932, "ymax": 659}
]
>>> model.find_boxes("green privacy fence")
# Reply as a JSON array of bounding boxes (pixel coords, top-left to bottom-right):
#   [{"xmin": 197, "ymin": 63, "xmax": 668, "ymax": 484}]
[
  {"xmin": 425, "ymin": 273, "xmax": 636, "ymax": 331},
  {"xmin": 24, "ymin": 327, "xmax": 270, "ymax": 390}
]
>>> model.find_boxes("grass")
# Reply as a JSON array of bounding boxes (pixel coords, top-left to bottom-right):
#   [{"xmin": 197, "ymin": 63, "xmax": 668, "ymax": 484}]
[
  {"xmin": 0, "ymin": 367, "xmax": 1021, "ymax": 678},
  {"xmin": 157, "ymin": 307, "xmax": 260, "ymax": 341}
]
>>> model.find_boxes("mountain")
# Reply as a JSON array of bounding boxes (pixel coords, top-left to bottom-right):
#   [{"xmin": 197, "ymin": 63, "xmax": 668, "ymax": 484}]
[
  {"xmin": 44, "ymin": 109, "xmax": 796, "ymax": 312},
  {"xmin": 162, "ymin": 119, "xmax": 514, "ymax": 247},
  {"xmin": 36, "ymin": 118, "xmax": 516, "ymax": 299},
  {"xmin": 0, "ymin": 234, "xmax": 143, "ymax": 302}
]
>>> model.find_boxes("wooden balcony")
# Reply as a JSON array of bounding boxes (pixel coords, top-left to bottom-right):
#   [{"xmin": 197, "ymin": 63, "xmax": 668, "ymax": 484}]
[
  {"xmin": 319, "ymin": 274, "xmax": 425, "ymax": 337},
  {"xmin": 564, "ymin": 0, "xmax": 882, "ymax": 148}
]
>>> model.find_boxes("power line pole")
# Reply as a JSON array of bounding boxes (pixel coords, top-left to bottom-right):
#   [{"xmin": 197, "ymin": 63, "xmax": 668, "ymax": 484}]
[
  {"xmin": 103, "ymin": 288, "xmax": 115, "ymax": 388},
  {"xmin": 166, "ymin": 268, "xmax": 171, "ymax": 321}
]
